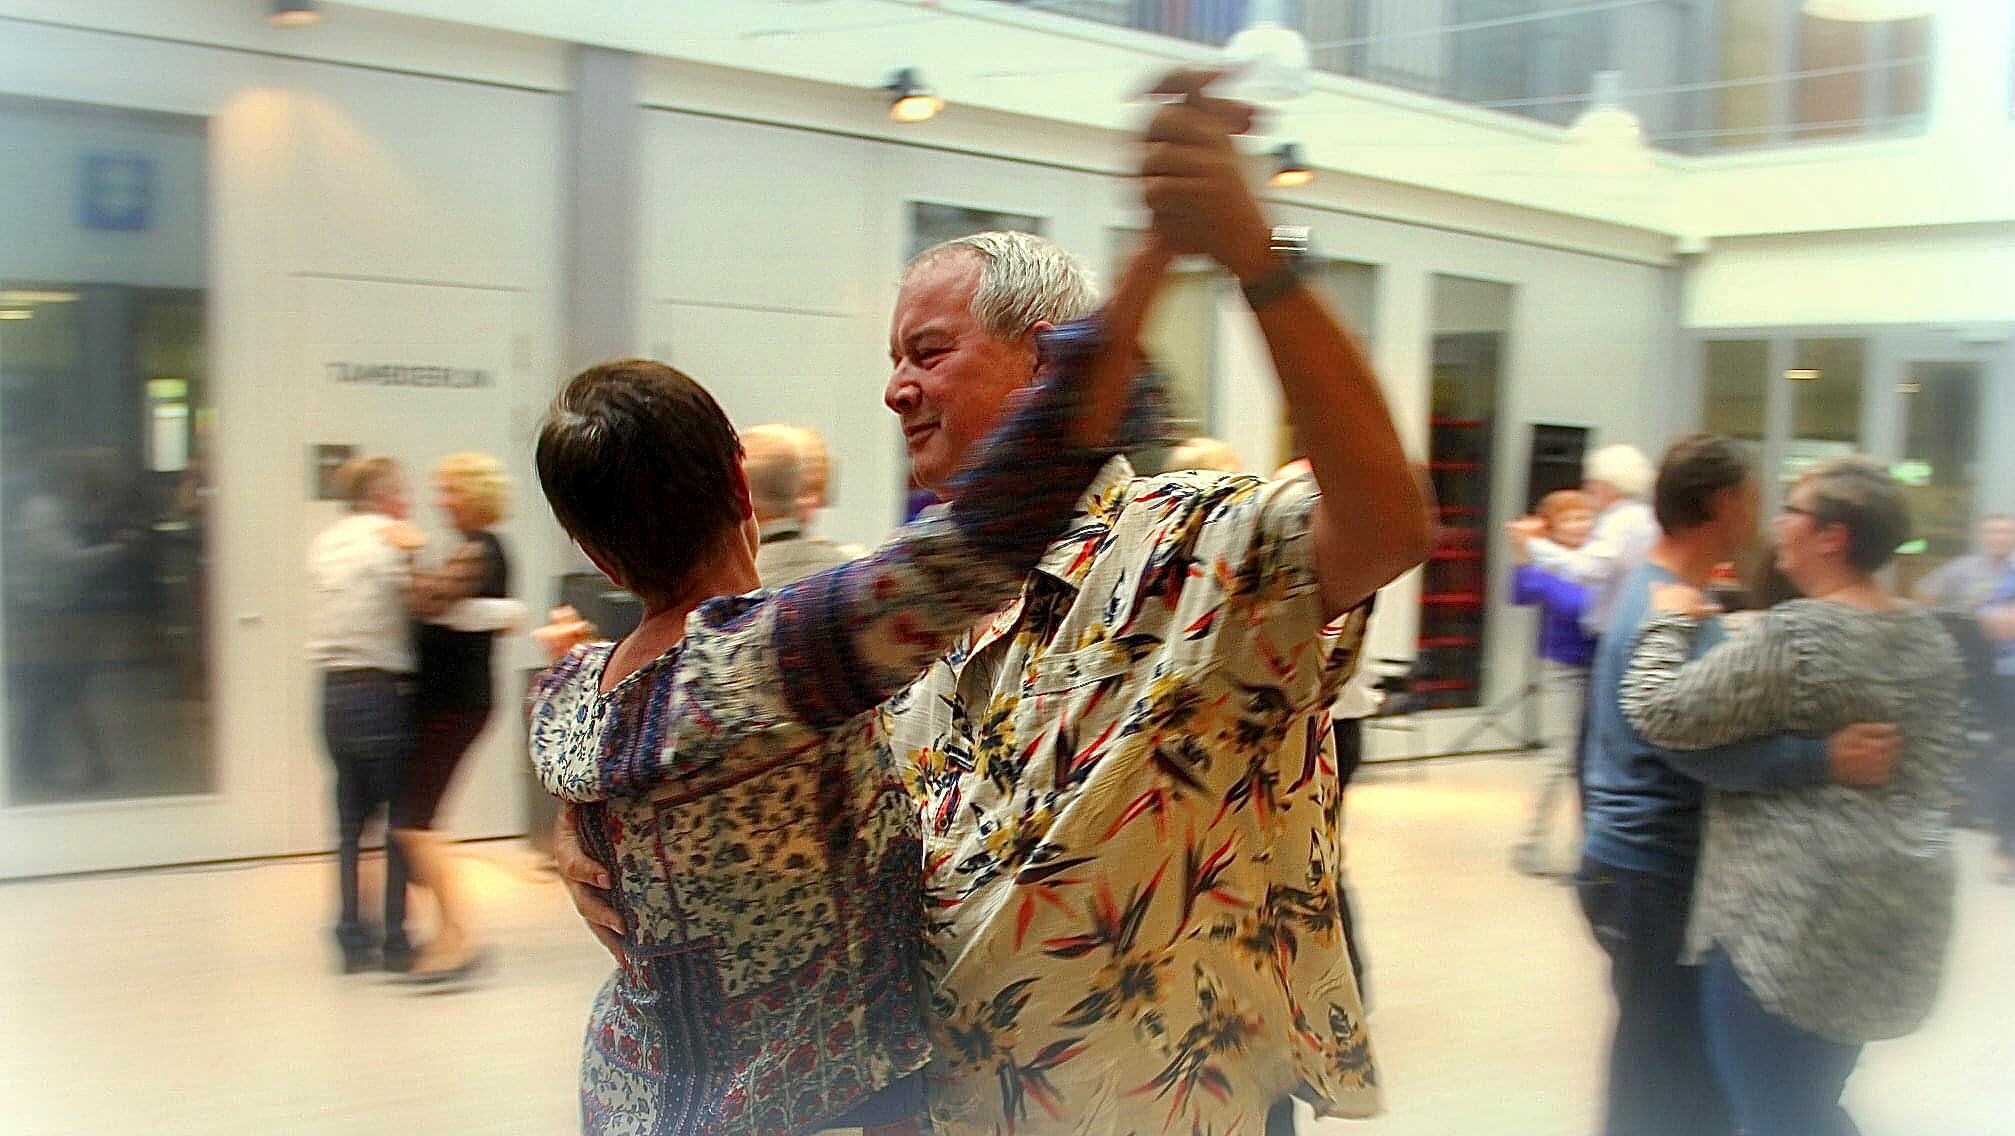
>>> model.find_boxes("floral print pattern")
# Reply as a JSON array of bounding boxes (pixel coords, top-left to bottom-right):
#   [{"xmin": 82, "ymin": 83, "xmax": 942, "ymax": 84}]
[
  {"xmin": 893, "ymin": 460, "xmax": 1381, "ymax": 1136},
  {"xmin": 524, "ymin": 320, "xmax": 1125, "ymax": 1136}
]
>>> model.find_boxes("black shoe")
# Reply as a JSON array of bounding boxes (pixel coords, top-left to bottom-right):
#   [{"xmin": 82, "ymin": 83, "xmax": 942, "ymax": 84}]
[
  {"xmin": 381, "ymin": 941, "xmax": 419, "ymax": 974},
  {"xmin": 339, "ymin": 945, "xmax": 378, "ymax": 975}
]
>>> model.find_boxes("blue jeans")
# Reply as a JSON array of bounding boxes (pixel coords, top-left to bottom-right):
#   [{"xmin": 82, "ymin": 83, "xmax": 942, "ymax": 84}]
[
  {"xmin": 322, "ymin": 670, "xmax": 412, "ymax": 952},
  {"xmin": 1575, "ymin": 854, "xmax": 1734, "ymax": 1136},
  {"xmin": 1701, "ymin": 948, "xmax": 1863, "ymax": 1136}
]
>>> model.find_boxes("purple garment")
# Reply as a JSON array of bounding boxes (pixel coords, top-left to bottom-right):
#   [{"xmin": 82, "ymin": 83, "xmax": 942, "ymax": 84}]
[{"xmin": 1514, "ymin": 563, "xmax": 1598, "ymax": 667}]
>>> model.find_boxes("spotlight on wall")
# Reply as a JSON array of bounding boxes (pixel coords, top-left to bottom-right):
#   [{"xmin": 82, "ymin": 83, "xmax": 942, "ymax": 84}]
[
  {"xmin": 267, "ymin": 0, "xmax": 323, "ymax": 27},
  {"xmin": 885, "ymin": 68, "xmax": 944, "ymax": 124},
  {"xmin": 1269, "ymin": 143, "xmax": 1314, "ymax": 189},
  {"xmin": 1801, "ymin": 0, "xmax": 1933, "ymax": 21}
]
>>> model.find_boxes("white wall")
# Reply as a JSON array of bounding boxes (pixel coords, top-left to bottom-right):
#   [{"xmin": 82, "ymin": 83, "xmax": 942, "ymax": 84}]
[
  {"xmin": 0, "ymin": 17, "xmax": 566, "ymax": 876},
  {"xmin": 1686, "ymin": 224, "xmax": 2015, "ymax": 329},
  {"xmin": 635, "ymin": 98, "xmax": 1150, "ymax": 547}
]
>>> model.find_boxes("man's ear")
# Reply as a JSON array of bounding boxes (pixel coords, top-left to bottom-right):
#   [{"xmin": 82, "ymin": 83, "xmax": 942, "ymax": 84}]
[{"xmin": 1024, "ymin": 319, "xmax": 1055, "ymax": 373}]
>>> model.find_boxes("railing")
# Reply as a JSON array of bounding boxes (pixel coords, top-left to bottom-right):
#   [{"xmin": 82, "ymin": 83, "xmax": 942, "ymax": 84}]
[{"xmin": 1000, "ymin": 0, "xmax": 1932, "ymax": 152}]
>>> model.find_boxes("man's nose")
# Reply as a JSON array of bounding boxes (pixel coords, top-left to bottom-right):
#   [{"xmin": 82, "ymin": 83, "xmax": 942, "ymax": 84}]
[{"xmin": 885, "ymin": 372, "xmax": 919, "ymax": 415}]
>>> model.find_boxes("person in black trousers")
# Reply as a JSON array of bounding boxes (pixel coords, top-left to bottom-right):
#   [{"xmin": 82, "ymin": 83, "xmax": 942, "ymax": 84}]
[{"xmin": 393, "ymin": 452, "xmax": 519, "ymax": 982}]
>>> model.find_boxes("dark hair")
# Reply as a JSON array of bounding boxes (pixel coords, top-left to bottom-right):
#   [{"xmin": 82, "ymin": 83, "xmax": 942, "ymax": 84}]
[
  {"xmin": 1799, "ymin": 455, "xmax": 1911, "ymax": 575},
  {"xmin": 536, "ymin": 359, "xmax": 747, "ymax": 604},
  {"xmin": 1653, "ymin": 434, "xmax": 1752, "ymax": 534}
]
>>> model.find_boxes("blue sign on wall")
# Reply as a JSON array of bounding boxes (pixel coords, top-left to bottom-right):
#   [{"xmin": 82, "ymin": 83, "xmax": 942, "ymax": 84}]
[{"xmin": 80, "ymin": 152, "xmax": 156, "ymax": 231}]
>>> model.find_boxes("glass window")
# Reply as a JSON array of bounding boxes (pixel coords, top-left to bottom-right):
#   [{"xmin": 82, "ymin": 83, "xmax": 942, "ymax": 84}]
[
  {"xmin": 907, "ymin": 202, "xmax": 1043, "ymax": 261},
  {"xmin": 1140, "ymin": 269, "xmax": 1218, "ymax": 441},
  {"xmin": 1794, "ymin": 13, "xmax": 1872, "ymax": 139},
  {"xmin": 1106, "ymin": 229, "xmax": 1220, "ymax": 461},
  {"xmin": 1276, "ymin": 258, "xmax": 1378, "ymax": 463},
  {"xmin": 1716, "ymin": 0, "xmax": 1781, "ymax": 147},
  {"xmin": 1885, "ymin": 16, "xmax": 1931, "ymax": 119},
  {"xmin": 1788, "ymin": 337, "xmax": 1863, "ymax": 458},
  {"xmin": 1, "ymin": 98, "xmax": 212, "ymax": 805},
  {"xmin": 1896, "ymin": 361, "xmax": 1983, "ymax": 596},
  {"xmin": 1703, "ymin": 339, "xmax": 1769, "ymax": 441}
]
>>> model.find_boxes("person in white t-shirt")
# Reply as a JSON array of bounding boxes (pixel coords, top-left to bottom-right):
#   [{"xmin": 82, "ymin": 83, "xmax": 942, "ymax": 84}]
[
  {"xmin": 1514, "ymin": 443, "xmax": 1659, "ymax": 638},
  {"xmin": 306, "ymin": 455, "xmax": 426, "ymax": 973}
]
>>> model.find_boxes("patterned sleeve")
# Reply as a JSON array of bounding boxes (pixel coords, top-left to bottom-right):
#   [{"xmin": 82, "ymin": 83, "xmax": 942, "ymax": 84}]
[
  {"xmin": 574, "ymin": 320, "xmax": 1126, "ymax": 798},
  {"xmin": 1622, "ymin": 609, "xmax": 1803, "ymax": 751},
  {"xmin": 770, "ymin": 318, "xmax": 1117, "ymax": 729},
  {"xmin": 1619, "ymin": 610, "xmax": 1832, "ymax": 791}
]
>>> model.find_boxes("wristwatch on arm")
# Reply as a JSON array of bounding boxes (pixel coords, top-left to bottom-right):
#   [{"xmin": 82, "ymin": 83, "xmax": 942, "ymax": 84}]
[{"xmin": 1240, "ymin": 225, "xmax": 1310, "ymax": 311}]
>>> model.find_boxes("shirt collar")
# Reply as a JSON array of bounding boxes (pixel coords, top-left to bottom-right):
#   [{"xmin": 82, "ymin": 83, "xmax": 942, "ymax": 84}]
[{"xmin": 1031, "ymin": 455, "xmax": 1135, "ymax": 589}]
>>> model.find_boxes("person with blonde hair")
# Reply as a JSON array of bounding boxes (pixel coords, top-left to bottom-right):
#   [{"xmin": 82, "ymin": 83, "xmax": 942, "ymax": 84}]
[
  {"xmin": 1507, "ymin": 488, "xmax": 1600, "ymax": 875},
  {"xmin": 743, "ymin": 424, "xmax": 854, "ymax": 587},
  {"xmin": 1167, "ymin": 435, "xmax": 1243, "ymax": 474},
  {"xmin": 392, "ymin": 450, "xmax": 521, "ymax": 982}
]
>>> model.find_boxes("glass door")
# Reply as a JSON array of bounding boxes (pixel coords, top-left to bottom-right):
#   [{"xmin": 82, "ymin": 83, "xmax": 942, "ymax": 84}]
[
  {"xmin": 1697, "ymin": 326, "xmax": 2014, "ymax": 606},
  {"xmin": 1894, "ymin": 359, "xmax": 1987, "ymax": 597},
  {"xmin": 0, "ymin": 96, "xmax": 249, "ymax": 878}
]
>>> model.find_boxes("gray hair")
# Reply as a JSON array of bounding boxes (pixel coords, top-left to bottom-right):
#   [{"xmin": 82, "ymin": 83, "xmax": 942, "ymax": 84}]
[
  {"xmin": 904, "ymin": 230, "xmax": 1100, "ymax": 340},
  {"xmin": 1799, "ymin": 455, "xmax": 1911, "ymax": 576},
  {"xmin": 739, "ymin": 424, "xmax": 806, "ymax": 523},
  {"xmin": 1586, "ymin": 443, "xmax": 1655, "ymax": 500}
]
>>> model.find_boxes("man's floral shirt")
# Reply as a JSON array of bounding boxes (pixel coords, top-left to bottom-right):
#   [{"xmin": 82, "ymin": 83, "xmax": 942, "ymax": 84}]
[{"xmin": 888, "ymin": 458, "xmax": 1381, "ymax": 1135}]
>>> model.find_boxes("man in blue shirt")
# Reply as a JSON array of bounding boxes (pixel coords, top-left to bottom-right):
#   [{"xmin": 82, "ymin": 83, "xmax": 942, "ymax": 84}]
[{"xmin": 1577, "ymin": 434, "xmax": 1902, "ymax": 1136}]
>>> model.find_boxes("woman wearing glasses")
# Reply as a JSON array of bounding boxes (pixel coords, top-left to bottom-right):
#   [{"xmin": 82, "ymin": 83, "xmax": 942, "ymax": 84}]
[{"xmin": 1619, "ymin": 456, "xmax": 1963, "ymax": 1136}]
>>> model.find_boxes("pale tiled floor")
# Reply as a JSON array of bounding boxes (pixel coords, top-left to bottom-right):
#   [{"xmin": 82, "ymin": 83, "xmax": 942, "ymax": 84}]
[{"xmin": 2, "ymin": 756, "xmax": 2010, "ymax": 1135}]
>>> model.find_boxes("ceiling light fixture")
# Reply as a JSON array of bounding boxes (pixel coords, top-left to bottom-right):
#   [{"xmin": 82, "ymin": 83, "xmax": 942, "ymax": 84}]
[
  {"xmin": 1223, "ymin": 0, "xmax": 1312, "ymax": 102},
  {"xmin": 1269, "ymin": 142, "xmax": 1313, "ymax": 189},
  {"xmin": 885, "ymin": 68, "xmax": 944, "ymax": 124},
  {"xmin": 0, "ymin": 309, "xmax": 34, "ymax": 321},
  {"xmin": 1785, "ymin": 368, "xmax": 1822, "ymax": 381},
  {"xmin": 267, "ymin": 0, "xmax": 323, "ymax": 28},
  {"xmin": 1562, "ymin": 69, "xmax": 1651, "ymax": 176},
  {"xmin": 1801, "ymin": 0, "xmax": 1934, "ymax": 21}
]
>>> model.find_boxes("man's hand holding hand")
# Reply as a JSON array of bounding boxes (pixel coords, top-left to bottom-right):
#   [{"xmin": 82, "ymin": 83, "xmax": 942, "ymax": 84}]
[
  {"xmin": 1826, "ymin": 722, "xmax": 1902, "ymax": 788},
  {"xmin": 554, "ymin": 802, "xmax": 628, "ymax": 963},
  {"xmin": 1139, "ymin": 70, "xmax": 1272, "ymax": 283}
]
